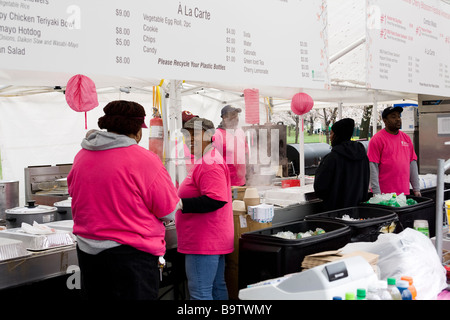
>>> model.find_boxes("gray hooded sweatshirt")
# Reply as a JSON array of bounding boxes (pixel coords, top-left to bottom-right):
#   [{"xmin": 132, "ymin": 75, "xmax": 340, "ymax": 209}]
[{"xmin": 76, "ymin": 130, "xmax": 177, "ymax": 254}]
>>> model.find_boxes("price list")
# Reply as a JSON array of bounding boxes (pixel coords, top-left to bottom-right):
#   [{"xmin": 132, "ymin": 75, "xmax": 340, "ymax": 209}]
[
  {"xmin": 225, "ymin": 27, "xmax": 236, "ymax": 64},
  {"xmin": 367, "ymin": 0, "xmax": 450, "ymax": 96},
  {"xmin": 114, "ymin": 8, "xmax": 132, "ymax": 66},
  {"xmin": 0, "ymin": 0, "xmax": 330, "ymax": 90},
  {"xmin": 300, "ymin": 41, "xmax": 310, "ymax": 79}
]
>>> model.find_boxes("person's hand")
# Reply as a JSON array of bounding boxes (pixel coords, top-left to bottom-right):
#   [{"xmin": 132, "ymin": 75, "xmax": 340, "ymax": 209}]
[{"xmin": 413, "ymin": 190, "xmax": 422, "ymax": 197}]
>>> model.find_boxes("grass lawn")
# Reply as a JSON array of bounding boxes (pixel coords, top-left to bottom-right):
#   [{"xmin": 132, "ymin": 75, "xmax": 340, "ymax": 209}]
[
  {"xmin": 287, "ymin": 133, "xmax": 363, "ymax": 144},
  {"xmin": 287, "ymin": 133, "xmax": 329, "ymax": 144}
]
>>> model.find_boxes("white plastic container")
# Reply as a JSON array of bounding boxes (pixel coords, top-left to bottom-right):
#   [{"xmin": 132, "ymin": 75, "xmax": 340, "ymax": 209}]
[{"xmin": 414, "ymin": 219, "xmax": 429, "ymax": 237}]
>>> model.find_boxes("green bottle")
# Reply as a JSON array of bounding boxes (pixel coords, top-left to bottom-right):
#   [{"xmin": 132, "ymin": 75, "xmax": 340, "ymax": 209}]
[
  {"xmin": 345, "ymin": 292, "xmax": 356, "ymax": 300},
  {"xmin": 356, "ymin": 288, "xmax": 366, "ymax": 300}
]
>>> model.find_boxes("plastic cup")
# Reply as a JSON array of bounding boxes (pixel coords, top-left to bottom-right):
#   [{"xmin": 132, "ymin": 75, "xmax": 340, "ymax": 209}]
[{"xmin": 414, "ymin": 220, "xmax": 429, "ymax": 237}]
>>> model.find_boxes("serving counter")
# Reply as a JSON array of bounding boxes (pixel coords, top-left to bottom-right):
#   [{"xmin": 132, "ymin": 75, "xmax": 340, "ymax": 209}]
[
  {"xmin": 0, "ymin": 184, "xmax": 322, "ymax": 299},
  {"xmin": 0, "ymin": 222, "xmax": 184, "ymax": 299},
  {"xmin": 0, "ymin": 244, "xmax": 77, "ymax": 291}
]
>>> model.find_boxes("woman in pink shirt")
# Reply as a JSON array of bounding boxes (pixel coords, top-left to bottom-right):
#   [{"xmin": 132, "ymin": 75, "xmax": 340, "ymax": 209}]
[
  {"xmin": 68, "ymin": 100, "xmax": 180, "ymax": 300},
  {"xmin": 176, "ymin": 117, "xmax": 234, "ymax": 300},
  {"xmin": 367, "ymin": 106, "xmax": 421, "ymax": 196}
]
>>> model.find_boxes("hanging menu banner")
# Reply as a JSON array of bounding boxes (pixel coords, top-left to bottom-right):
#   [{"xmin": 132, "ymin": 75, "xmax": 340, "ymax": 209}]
[
  {"xmin": 0, "ymin": 0, "xmax": 330, "ymax": 89},
  {"xmin": 366, "ymin": 0, "xmax": 450, "ymax": 96}
]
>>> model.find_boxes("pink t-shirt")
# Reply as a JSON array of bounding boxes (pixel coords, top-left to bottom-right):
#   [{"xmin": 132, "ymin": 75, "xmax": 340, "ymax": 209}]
[
  {"xmin": 367, "ymin": 129, "xmax": 417, "ymax": 195},
  {"xmin": 176, "ymin": 148, "xmax": 234, "ymax": 255},
  {"xmin": 213, "ymin": 128, "xmax": 247, "ymax": 186},
  {"xmin": 68, "ymin": 145, "xmax": 180, "ymax": 256}
]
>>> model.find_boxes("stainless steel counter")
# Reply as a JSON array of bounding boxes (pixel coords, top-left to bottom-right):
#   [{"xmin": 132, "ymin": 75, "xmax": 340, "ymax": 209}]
[
  {"xmin": 0, "ymin": 245, "xmax": 77, "ymax": 290},
  {"xmin": 0, "ymin": 222, "xmax": 179, "ymax": 293}
]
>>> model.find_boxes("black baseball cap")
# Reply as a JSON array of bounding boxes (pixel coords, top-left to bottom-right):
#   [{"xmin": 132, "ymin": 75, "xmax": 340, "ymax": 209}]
[
  {"xmin": 220, "ymin": 105, "xmax": 242, "ymax": 117},
  {"xmin": 382, "ymin": 106, "xmax": 403, "ymax": 119}
]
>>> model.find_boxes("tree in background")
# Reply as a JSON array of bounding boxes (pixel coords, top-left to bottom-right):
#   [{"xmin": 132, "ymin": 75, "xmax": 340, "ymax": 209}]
[
  {"xmin": 270, "ymin": 104, "xmax": 383, "ymax": 144},
  {"xmin": 319, "ymin": 107, "xmax": 338, "ymax": 144},
  {"xmin": 359, "ymin": 105, "xmax": 373, "ymax": 140}
]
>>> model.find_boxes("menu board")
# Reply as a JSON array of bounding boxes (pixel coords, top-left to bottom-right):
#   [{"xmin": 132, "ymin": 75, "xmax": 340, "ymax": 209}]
[
  {"xmin": 0, "ymin": 0, "xmax": 330, "ymax": 90},
  {"xmin": 366, "ymin": 0, "xmax": 450, "ymax": 96}
]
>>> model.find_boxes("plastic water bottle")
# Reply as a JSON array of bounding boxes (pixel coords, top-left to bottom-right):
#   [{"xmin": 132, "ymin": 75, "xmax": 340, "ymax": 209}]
[
  {"xmin": 366, "ymin": 284, "xmax": 381, "ymax": 300},
  {"xmin": 401, "ymin": 276, "xmax": 417, "ymax": 300},
  {"xmin": 387, "ymin": 278, "xmax": 402, "ymax": 300},
  {"xmin": 345, "ymin": 292, "xmax": 356, "ymax": 300},
  {"xmin": 397, "ymin": 280, "xmax": 413, "ymax": 300},
  {"xmin": 376, "ymin": 280, "xmax": 392, "ymax": 300},
  {"xmin": 356, "ymin": 288, "xmax": 366, "ymax": 300}
]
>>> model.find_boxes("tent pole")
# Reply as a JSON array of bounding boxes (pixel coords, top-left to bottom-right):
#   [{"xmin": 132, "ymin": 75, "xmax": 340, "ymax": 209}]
[
  {"xmin": 436, "ymin": 158, "xmax": 450, "ymax": 263},
  {"xmin": 299, "ymin": 115, "xmax": 305, "ymax": 186},
  {"xmin": 167, "ymin": 80, "xmax": 186, "ymax": 186},
  {"xmin": 330, "ymin": 37, "xmax": 366, "ymax": 64},
  {"xmin": 372, "ymin": 91, "xmax": 378, "ymax": 137}
]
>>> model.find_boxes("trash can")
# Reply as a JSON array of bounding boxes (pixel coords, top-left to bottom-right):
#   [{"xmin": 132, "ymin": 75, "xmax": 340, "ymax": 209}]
[
  {"xmin": 238, "ymin": 220, "xmax": 352, "ymax": 289},
  {"xmin": 305, "ymin": 206, "xmax": 401, "ymax": 242},
  {"xmin": 360, "ymin": 196, "xmax": 436, "ymax": 237}
]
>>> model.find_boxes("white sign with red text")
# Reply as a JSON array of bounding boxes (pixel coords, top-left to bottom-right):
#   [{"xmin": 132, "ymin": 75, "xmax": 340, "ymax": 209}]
[{"xmin": 366, "ymin": 0, "xmax": 450, "ymax": 95}]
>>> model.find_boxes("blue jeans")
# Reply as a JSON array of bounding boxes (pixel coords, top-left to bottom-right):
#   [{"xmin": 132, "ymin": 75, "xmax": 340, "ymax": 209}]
[{"xmin": 185, "ymin": 254, "xmax": 228, "ymax": 300}]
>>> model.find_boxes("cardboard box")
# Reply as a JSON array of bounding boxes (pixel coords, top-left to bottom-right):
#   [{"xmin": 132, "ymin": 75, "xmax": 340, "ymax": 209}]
[
  {"xmin": 225, "ymin": 209, "xmax": 272, "ymax": 299},
  {"xmin": 301, "ymin": 250, "xmax": 379, "ymax": 272},
  {"xmin": 231, "ymin": 187, "xmax": 247, "ymax": 201}
]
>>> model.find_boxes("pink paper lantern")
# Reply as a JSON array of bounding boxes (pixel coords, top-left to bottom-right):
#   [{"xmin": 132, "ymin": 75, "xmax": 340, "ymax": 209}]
[
  {"xmin": 244, "ymin": 88, "xmax": 260, "ymax": 124},
  {"xmin": 65, "ymin": 74, "xmax": 99, "ymax": 129},
  {"xmin": 291, "ymin": 93, "xmax": 314, "ymax": 116},
  {"xmin": 65, "ymin": 74, "xmax": 99, "ymax": 112}
]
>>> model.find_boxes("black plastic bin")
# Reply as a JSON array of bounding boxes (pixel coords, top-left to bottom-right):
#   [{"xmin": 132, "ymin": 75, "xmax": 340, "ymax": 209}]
[
  {"xmin": 238, "ymin": 220, "xmax": 352, "ymax": 289},
  {"xmin": 305, "ymin": 206, "xmax": 401, "ymax": 242},
  {"xmin": 418, "ymin": 183, "xmax": 450, "ymax": 202},
  {"xmin": 360, "ymin": 196, "xmax": 436, "ymax": 237}
]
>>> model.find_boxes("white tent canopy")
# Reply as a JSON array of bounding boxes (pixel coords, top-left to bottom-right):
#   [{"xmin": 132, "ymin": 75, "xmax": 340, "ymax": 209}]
[
  {"xmin": 0, "ymin": 0, "xmax": 420, "ymax": 103},
  {"xmin": 0, "ymin": 0, "xmax": 425, "ymax": 205}
]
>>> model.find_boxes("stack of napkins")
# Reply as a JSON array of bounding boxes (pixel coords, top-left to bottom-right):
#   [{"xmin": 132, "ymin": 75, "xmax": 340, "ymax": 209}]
[
  {"xmin": 301, "ymin": 250, "xmax": 379, "ymax": 271},
  {"xmin": 247, "ymin": 203, "xmax": 274, "ymax": 223},
  {"xmin": 21, "ymin": 221, "xmax": 56, "ymax": 235}
]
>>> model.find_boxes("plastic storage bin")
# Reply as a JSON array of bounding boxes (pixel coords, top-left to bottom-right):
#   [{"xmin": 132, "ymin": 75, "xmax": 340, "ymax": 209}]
[
  {"xmin": 418, "ymin": 183, "xmax": 450, "ymax": 202},
  {"xmin": 238, "ymin": 220, "xmax": 352, "ymax": 289},
  {"xmin": 360, "ymin": 196, "xmax": 435, "ymax": 237},
  {"xmin": 305, "ymin": 206, "xmax": 401, "ymax": 242}
]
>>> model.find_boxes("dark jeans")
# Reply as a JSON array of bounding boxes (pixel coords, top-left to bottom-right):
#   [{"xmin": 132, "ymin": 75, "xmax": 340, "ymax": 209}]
[{"xmin": 76, "ymin": 244, "xmax": 160, "ymax": 300}]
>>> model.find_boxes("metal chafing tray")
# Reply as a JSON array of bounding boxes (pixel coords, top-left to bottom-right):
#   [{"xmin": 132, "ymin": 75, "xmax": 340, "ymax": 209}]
[
  {"xmin": 44, "ymin": 220, "xmax": 178, "ymax": 249},
  {"xmin": 0, "ymin": 237, "xmax": 30, "ymax": 261},
  {"xmin": 0, "ymin": 228, "xmax": 75, "ymax": 251}
]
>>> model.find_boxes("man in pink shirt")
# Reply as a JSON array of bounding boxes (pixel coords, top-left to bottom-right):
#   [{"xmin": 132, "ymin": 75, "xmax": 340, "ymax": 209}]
[
  {"xmin": 367, "ymin": 106, "xmax": 421, "ymax": 196},
  {"xmin": 213, "ymin": 105, "xmax": 248, "ymax": 186}
]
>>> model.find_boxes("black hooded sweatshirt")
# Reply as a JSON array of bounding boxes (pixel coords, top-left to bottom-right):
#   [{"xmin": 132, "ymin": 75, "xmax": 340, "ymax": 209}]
[{"xmin": 313, "ymin": 141, "xmax": 370, "ymax": 211}]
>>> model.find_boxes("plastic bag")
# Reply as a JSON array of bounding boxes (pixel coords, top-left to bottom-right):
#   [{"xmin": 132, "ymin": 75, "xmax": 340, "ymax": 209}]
[
  {"xmin": 340, "ymin": 228, "xmax": 447, "ymax": 300},
  {"xmin": 366, "ymin": 193, "xmax": 417, "ymax": 207},
  {"xmin": 21, "ymin": 221, "xmax": 56, "ymax": 235}
]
